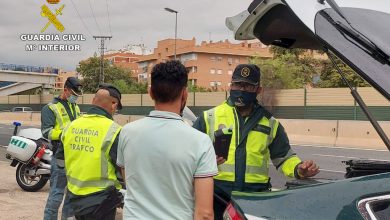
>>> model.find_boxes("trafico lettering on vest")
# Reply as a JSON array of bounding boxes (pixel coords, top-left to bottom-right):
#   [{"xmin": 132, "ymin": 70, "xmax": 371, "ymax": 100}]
[{"xmin": 71, "ymin": 144, "xmax": 94, "ymax": 152}]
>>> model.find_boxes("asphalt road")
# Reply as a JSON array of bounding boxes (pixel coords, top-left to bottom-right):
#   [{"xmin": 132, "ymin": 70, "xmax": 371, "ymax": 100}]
[{"xmin": 1, "ymin": 123, "xmax": 389, "ymax": 189}]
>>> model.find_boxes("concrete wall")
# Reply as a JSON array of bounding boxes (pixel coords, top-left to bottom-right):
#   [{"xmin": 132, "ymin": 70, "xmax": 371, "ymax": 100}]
[
  {"xmin": 1, "ymin": 112, "xmax": 389, "ymax": 150},
  {"xmin": 1, "ymin": 87, "xmax": 388, "ymax": 107}
]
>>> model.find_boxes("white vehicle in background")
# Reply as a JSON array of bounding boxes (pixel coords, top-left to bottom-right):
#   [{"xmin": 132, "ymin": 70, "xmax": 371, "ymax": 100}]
[{"xmin": 11, "ymin": 107, "xmax": 33, "ymax": 112}]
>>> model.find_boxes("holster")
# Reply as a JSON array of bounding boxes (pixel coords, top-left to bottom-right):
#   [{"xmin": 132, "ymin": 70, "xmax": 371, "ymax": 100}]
[{"xmin": 92, "ymin": 185, "xmax": 123, "ymax": 217}]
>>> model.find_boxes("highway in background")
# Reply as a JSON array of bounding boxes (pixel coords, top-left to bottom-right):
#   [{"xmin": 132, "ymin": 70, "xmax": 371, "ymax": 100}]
[{"xmin": 1, "ymin": 123, "xmax": 389, "ymax": 189}]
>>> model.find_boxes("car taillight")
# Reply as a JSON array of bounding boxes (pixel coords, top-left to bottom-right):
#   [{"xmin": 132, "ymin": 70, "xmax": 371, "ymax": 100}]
[{"xmin": 223, "ymin": 202, "xmax": 245, "ymax": 220}]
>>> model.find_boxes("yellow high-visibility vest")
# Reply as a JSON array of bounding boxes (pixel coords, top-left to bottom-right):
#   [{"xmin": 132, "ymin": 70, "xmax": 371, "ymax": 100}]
[
  {"xmin": 48, "ymin": 101, "xmax": 80, "ymax": 141},
  {"xmin": 62, "ymin": 114, "xmax": 121, "ymax": 196},
  {"xmin": 204, "ymin": 102, "xmax": 301, "ymax": 184}
]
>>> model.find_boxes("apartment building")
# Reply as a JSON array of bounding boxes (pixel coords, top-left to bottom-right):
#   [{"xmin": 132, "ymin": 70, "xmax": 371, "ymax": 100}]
[
  {"xmin": 55, "ymin": 70, "xmax": 78, "ymax": 91},
  {"xmin": 137, "ymin": 38, "xmax": 272, "ymax": 90},
  {"xmin": 104, "ymin": 52, "xmax": 143, "ymax": 81}
]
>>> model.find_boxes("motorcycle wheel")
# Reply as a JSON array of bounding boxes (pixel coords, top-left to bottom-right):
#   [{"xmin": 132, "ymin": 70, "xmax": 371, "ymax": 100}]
[{"xmin": 16, "ymin": 163, "xmax": 49, "ymax": 192}]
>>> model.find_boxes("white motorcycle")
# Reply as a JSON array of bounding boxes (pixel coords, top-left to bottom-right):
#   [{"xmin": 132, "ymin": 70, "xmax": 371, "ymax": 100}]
[{"xmin": 6, "ymin": 122, "xmax": 52, "ymax": 192}]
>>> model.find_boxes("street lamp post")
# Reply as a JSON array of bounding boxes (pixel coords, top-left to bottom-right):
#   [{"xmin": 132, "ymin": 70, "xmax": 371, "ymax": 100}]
[{"xmin": 164, "ymin": 7, "xmax": 178, "ymax": 60}]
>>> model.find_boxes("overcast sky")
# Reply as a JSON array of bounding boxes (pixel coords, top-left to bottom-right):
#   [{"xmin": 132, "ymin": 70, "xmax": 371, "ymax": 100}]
[{"xmin": 0, "ymin": 0, "xmax": 252, "ymax": 71}]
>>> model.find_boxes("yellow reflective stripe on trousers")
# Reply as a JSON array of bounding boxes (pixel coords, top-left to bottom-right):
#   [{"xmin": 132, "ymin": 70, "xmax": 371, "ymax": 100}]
[
  {"xmin": 100, "ymin": 122, "xmax": 121, "ymax": 179},
  {"xmin": 206, "ymin": 108, "xmax": 216, "ymax": 142}
]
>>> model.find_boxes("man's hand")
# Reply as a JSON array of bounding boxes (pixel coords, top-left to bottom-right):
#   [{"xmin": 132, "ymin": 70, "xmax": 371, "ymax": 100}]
[
  {"xmin": 297, "ymin": 160, "xmax": 319, "ymax": 178},
  {"xmin": 216, "ymin": 156, "xmax": 226, "ymax": 165}
]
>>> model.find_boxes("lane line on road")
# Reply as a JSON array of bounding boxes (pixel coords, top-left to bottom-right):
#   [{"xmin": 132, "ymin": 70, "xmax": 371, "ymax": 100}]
[
  {"xmin": 292, "ymin": 144, "xmax": 389, "ymax": 152},
  {"xmin": 313, "ymin": 153, "xmax": 390, "ymax": 162},
  {"xmin": 313, "ymin": 154, "xmax": 360, "ymax": 159},
  {"xmin": 319, "ymin": 169, "xmax": 345, "ymax": 173}
]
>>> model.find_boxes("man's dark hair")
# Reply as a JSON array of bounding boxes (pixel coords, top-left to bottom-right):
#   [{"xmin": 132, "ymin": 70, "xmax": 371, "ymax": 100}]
[{"xmin": 151, "ymin": 60, "xmax": 188, "ymax": 103}]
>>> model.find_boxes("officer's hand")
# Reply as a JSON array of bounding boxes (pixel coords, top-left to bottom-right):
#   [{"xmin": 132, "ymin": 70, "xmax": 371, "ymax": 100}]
[
  {"xmin": 216, "ymin": 156, "xmax": 226, "ymax": 165},
  {"xmin": 297, "ymin": 160, "xmax": 320, "ymax": 178}
]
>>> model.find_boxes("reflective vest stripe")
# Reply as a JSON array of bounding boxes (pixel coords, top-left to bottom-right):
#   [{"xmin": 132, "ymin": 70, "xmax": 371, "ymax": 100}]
[
  {"xmin": 67, "ymin": 175, "xmax": 116, "ymax": 188},
  {"xmin": 271, "ymin": 149, "xmax": 296, "ymax": 168},
  {"xmin": 206, "ymin": 108, "xmax": 216, "ymax": 142},
  {"xmin": 218, "ymin": 163, "xmax": 268, "ymax": 175},
  {"xmin": 265, "ymin": 117, "xmax": 276, "ymax": 148},
  {"xmin": 100, "ymin": 122, "xmax": 121, "ymax": 179},
  {"xmin": 246, "ymin": 164, "xmax": 268, "ymax": 175},
  {"xmin": 49, "ymin": 103, "xmax": 64, "ymax": 129}
]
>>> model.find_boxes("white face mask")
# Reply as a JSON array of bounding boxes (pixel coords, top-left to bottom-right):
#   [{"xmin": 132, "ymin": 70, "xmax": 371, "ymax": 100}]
[{"xmin": 68, "ymin": 95, "xmax": 78, "ymax": 103}]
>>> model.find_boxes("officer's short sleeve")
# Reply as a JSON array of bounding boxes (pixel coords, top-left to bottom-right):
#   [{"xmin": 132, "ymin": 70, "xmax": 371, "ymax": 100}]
[
  {"xmin": 194, "ymin": 135, "xmax": 218, "ymax": 178},
  {"xmin": 116, "ymin": 128, "xmax": 126, "ymax": 168},
  {"xmin": 192, "ymin": 114, "xmax": 207, "ymax": 134}
]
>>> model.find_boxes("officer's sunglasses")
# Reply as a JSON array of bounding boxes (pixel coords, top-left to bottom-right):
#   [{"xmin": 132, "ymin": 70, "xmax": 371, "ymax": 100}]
[{"xmin": 230, "ymin": 82, "xmax": 258, "ymax": 91}]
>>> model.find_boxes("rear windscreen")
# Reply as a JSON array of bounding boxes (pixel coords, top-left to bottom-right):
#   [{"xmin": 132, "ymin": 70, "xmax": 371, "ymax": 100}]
[{"xmin": 315, "ymin": 8, "xmax": 390, "ymax": 101}]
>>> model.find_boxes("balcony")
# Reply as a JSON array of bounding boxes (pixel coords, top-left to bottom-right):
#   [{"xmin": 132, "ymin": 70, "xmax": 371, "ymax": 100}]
[{"xmin": 183, "ymin": 60, "xmax": 197, "ymax": 68}]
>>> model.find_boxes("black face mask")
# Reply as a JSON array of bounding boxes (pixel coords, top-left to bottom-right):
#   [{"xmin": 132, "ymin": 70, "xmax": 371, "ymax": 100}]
[{"xmin": 230, "ymin": 90, "xmax": 257, "ymax": 107}]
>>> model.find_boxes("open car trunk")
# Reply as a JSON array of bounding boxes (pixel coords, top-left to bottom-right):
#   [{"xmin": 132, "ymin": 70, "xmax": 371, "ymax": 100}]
[
  {"xmin": 226, "ymin": 0, "xmax": 390, "ymax": 100},
  {"xmin": 224, "ymin": 1, "xmax": 390, "ymax": 217}
]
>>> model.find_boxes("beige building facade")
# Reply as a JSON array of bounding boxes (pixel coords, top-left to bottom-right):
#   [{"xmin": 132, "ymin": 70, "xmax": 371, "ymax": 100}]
[
  {"xmin": 104, "ymin": 52, "xmax": 143, "ymax": 81},
  {"xmin": 137, "ymin": 38, "xmax": 272, "ymax": 90}
]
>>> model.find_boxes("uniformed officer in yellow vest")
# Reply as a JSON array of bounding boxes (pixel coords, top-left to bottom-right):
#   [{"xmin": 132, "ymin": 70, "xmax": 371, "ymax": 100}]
[
  {"xmin": 41, "ymin": 76, "xmax": 82, "ymax": 220},
  {"xmin": 193, "ymin": 64, "xmax": 320, "ymax": 195},
  {"xmin": 56, "ymin": 84, "xmax": 123, "ymax": 220}
]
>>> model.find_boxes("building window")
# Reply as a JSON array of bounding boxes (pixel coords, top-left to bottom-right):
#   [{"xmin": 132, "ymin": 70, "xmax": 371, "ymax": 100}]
[
  {"xmin": 228, "ymin": 70, "xmax": 233, "ymax": 75},
  {"xmin": 210, "ymin": 81, "xmax": 215, "ymax": 86},
  {"xmin": 228, "ymin": 57, "xmax": 233, "ymax": 64},
  {"xmin": 217, "ymin": 69, "xmax": 222, "ymax": 75},
  {"xmin": 235, "ymin": 58, "xmax": 240, "ymax": 63},
  {"xmin": 210, "ymin": 56, "xmax": 216, "ymax": 61},
  {"xmin": 228, "ymin": 82, "xmax": 232, "ymax": 87},
  {"xmin": 210, "ymin": 69, "xmax": 216, "ymax": 74},
  {"xmin": 217, "ymin": 56, "xmax": 223, "ymax": 61},
  {"xmin": 216, "ymin": 81, "xmax": 222, "ymax": 86}
]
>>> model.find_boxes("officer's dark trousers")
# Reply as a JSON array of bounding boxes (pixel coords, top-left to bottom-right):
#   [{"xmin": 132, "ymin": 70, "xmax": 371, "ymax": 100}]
[{"xmin": 75, "ymin": 208, "xmax": 116, "ymax": 220}]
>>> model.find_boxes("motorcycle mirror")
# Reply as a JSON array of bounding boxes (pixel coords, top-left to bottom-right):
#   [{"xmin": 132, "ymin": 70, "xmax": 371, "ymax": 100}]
[{"xmin": 13, "ymin": 121, "xmax": 22, "ymax": 127}]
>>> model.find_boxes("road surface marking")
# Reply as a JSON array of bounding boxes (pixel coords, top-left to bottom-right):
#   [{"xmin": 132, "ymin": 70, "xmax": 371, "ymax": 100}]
[
  {"xmin": 292, "ymin": 144, "xmax": 388, "ymax": 152},
  {"xmin": 312, "ymin": 153, "xmax": 390, "ymax": 162},
  {"xmin": 319, "ymin": 169, "xmax": 345, "ymax": 173},
  {"xmin": 313, "ymin": 154, "xmax": 360, "ymax": 159}
]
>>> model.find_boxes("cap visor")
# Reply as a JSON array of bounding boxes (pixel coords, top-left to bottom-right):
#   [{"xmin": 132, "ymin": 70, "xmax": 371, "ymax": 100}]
[
  {"xmin": 71, "ymin": 88, "xmax": 83, "ymax": 96},
  {"xmin": 231, "ymin": 79, "xmax": 259, "ymax": 85}
]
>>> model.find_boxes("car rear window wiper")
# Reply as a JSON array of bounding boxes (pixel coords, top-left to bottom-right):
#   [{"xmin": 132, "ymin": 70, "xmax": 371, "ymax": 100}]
[{"xmin": 323, "ymin": 0, "xmax": 390, "ymax": 65}]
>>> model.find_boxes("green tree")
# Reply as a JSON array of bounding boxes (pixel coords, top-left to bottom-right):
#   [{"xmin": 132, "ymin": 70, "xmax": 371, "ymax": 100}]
[
  {"xmin": 250, "ymin": 46, "xmax": 315, "ymax": 89},
  {"xmin": 188, "ymin": 84, "xmax": 211, "ymax": 92},
  {"xmin": 316, "ymin": 57, "xmax": 370, "ymax": 88},
  {"xmin": 77, "ymin": 56, "xmax": 148, "ymax": 93},
  {"xmin": 251, "ymin": 46, "xmax": 370, "ymax": 89}
]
